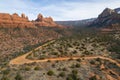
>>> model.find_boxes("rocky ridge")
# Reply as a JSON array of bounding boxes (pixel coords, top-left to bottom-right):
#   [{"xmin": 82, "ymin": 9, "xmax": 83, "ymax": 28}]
[
  {"xmin": 0, "ymin": 13, "xmax": 34, "ymax": 28},
  {"xmin": 56, "ymin": 18, "xmax": 95, "ymax": 27},
  {"xmin": 0, "ymin": 13, "xmax": 61, "ymax": 28},
  {"xmin": 90, "ymin": 8, "xmax": 120, "ymax": 28}
]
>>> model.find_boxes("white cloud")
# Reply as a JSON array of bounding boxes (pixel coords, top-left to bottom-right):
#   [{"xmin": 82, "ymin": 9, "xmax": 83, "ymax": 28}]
[
  {"xmin": 45, "ymin": 0, "xmax": 120, "ymax": 20},
  {"xmin": 0, "ymin": 0, "xmax": 120, "ymax": 21}
]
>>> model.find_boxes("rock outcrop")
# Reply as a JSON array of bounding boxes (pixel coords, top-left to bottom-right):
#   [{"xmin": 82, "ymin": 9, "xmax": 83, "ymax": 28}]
[
  {"xmin": 90, "ymin": 8, "xmax": 120, "ymax": 29},
  {"xmin": 34, "ymin": 14, "xmax": 61, "ymax": 27},
  {"xmin": 35, "ymin": 13, "xmax": 43, "ymax": 22},
  {"xmin": 0, "ymin": 13, "xmax": 35, "ymax": 28},
  {"xmin": 98, "ymin": 8, "xmax": 115, "ymax": 18},
  {"xmin": 114, "ymin": 8, "xmax": 120, "ymax": 14}
]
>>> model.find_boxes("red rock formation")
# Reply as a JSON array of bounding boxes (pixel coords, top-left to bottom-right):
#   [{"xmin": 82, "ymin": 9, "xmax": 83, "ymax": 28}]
[
  {"xmin": 34, "ymin": 14, "xmax": 63, "ymax": 28},
  {"xmin": 0, "ymin": 13, "xmax": 35, "ymax": 28},
  {"xmin": 0, "ymin": 13, "xmax": 63, "ymax": 28}
]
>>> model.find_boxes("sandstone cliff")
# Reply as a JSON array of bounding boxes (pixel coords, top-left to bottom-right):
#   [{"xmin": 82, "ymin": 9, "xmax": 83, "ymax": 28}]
[
  {"xmin": 34, "ymin": 13, "xmax": 61, "ymax": 27},
  {"xmin": 0, "ymin": 13, "xmax": 35, "ymax": 28},
  {"xmin": 0, "ymin": 13, "xmax": 62, "ymax": 28}
]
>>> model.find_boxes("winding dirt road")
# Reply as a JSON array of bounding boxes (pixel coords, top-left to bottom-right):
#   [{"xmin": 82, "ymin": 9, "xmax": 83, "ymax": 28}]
[{"xmin": 9, "ymin": 40, "xmax": 120, "ymax": 68}]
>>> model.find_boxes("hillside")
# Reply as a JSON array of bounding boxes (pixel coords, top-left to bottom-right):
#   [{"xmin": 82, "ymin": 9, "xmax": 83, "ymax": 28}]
[
  {"xmin": 0, "ymin": 27, "xmax": 63, "ymax": 64},
  {"xmin": 0, "ymin": 13, "xmax": 71, "ymax": 66}
]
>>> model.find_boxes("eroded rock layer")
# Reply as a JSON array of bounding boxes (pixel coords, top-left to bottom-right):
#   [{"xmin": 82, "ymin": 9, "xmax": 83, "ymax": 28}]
[
  {"xmin": 34, "ymin": 13, "xmax": 60, "ymax": 27},
  {"xmin": 0, "ymin": 13, "xmax": 62, "ymax": 28},
  {"xmin": 0, "ymin": 13, "xmax": 35, "ymax": 28}
]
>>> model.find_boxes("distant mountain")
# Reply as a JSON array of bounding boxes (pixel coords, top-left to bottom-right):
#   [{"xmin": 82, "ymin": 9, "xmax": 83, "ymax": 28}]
[
  {"xmin": 56, "ymin": 18, "xmax": 95, "ymax": 27},
  {"xmin": 90, "ymin": 7, "xmax": 120, "ymax": 29},
  {"xmin": 114, "ymin": 8, "xmax": 120, "ymax": 14}
]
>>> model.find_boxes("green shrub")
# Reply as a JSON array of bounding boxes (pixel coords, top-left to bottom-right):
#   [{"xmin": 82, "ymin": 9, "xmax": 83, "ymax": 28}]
[
  {"xmin": 90, "ymin": 60, "xmax": 95, "ymax": 65},
  {"xmin": 24, "ymin": 66, "xmax": 31, "ymax": 71},
  {"xmin": 62, "ymin": 68, "xmax": 67, "ymax": 71},
  {"xmin": 83, "ymin": 50, "xmax": 91, "ymax": 55},
  {"xmin": 75, "ymin": 63, "xmax": 81, "ymax": 68},
  {"xmin": 52, "ymin": 64, "xmax": 55, "ymax": 68},
  {"xmin": 59, "ymin": 72, "xmax": 66, "ymax": 77},
  {"xmin": 39, "ymin": 55, "xmax": 46, "ymax": 59},
  {"xmin": 71, "ymin": 64, "xmax": 75, "ymax": 68},
  {"xmin": 52, "ymin": 52, "xmax": 58, "ymax": 55},
  {"xmin": 1, "ymin": 76, "xmax": 9, "ymax": 80},
  {"xmin": 89, "ymin": 76, "xmax": 97, "ymax": 80},
  {"xmin": 96, "ymin": 58, "xmax": 101, "ymax": 61},
  {"xmin": 15, "ymin": 73, "xmax": 22, "ymax": 80},
  {"xmin": 71, "ymin": 63, "xmax": 81, "ymax": 68},
  {"xmin": 76, "ymin": 59, "xmax": 81, "ymax": 62},
  {"xmin": 66, "ymin": 76, "xmax": 73, "ymax": 80},
  {"xmin": 34, "ymin": 66, "xmax": 41, "ymax": 70},
  {"xmin": 66, "ymin": 70, "xmax": 78, "ymax": 80},
  {"xmin": 72, "ymin": 70, "xmax": 78, "ymax": 75},
  {"xmin": 72, "ymin": 50, "xmax": 77, "ymax": 54},
  {"xmin": 2, "ymin": 69, "xmax": 10, "ymax": 75},
  {"xmin": 47, "ymin": 70, "xmax": 54, "ymax": 76},
  {"xmin": 47, "ymin": 60, "xmax": 51, "ymax": 62}
]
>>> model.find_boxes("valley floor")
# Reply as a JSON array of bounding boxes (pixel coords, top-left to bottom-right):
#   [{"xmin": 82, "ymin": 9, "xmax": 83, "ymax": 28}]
[
  {"xmin": 1, "ymin": 31, "xmax": 120, "ymax": 80},
  {"xmin": 8, "ymin": 40, "xmax": 120, "ymax": 80}
]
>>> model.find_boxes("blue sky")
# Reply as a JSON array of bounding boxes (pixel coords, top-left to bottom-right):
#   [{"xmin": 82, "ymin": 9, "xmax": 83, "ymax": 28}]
[{"xmin": 0, "ymin": 0, "xmax": 120, "ymax": 21}]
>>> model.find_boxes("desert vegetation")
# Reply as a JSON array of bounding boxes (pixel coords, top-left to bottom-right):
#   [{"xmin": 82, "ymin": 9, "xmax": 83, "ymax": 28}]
[
  {"xmin": 27, "ymin": 29, "xmax": 119, "ymax": 60},
  {"xmin": 0, "ymin": 27, "xmax": 120, "ymax": 80},
  {"xmin": 0, "ymin": 55, "xmax": 119, "ymax": 80}
]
